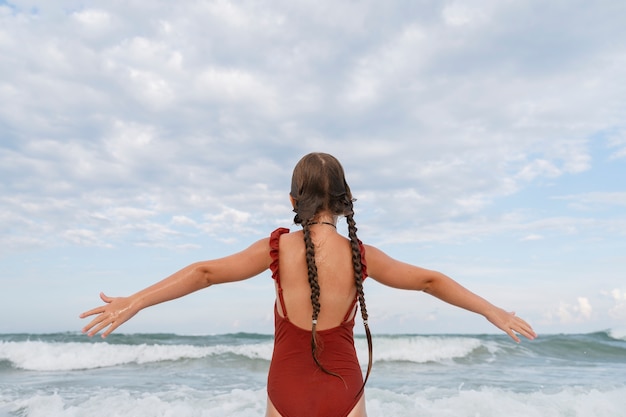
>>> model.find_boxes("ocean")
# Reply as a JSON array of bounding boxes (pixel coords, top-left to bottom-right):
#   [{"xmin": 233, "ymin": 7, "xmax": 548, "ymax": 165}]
[{"xmin": 1, "ymin": 330, "xmax": 625, "ymax": 417}]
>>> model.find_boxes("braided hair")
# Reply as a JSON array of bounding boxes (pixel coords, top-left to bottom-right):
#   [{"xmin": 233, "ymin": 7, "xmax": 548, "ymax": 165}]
[{"xmin": 290, "ymin": 152, "xmax": 373, "ymax": 392}]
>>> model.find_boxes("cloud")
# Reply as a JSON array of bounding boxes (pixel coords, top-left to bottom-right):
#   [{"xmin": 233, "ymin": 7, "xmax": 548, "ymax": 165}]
[
  {"xmin": 72, "ymin": 8, "xmax": 112, "ymax": 30},
  {"xmin": 606, "ymin": 129, "xmax": 626, "ymax": 160},
  {"xmin": 442, "ymin": 3, "xmax": 489, "ymax": 27},
  {"xmin": 521, "ymin": 234, "xmax": 543, "ymax": 242},
  {"xmin": 515, "ymin": 159, "xmax": 562, "ymax": 182},
  {"xmin": 544, "ymin": 297, "xmax": 593, "ymax": 324},
  {"xmin": 1, "ymin": 1, "xmax": 626, "ymax": 335},
  {"xmin": 607, "ymin": 289, "xmax": 626, "ymax": 320},
  {"xmin": 1, "ymin": 0, "xmax": 626, "ymax": 254},
  {"xmin": 577, "ymin": 297, "xmax": 593, "ymax": 319}
]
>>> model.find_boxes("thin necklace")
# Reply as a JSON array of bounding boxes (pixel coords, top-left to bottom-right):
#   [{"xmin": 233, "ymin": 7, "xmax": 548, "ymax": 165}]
[{"xmin": 309, "ymin": 221, "xmax": 336, "ymax": 228}]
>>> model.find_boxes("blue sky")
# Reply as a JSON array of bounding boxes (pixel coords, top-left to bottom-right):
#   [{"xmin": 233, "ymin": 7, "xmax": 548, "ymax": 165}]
[{"xmin": 1, "ymin": 0, "xmax": 625, "ymax": 336}]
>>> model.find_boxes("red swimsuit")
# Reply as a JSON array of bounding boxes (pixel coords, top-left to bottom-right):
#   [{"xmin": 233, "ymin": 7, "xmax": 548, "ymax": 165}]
[{"xmin": 266, "ymin": 228, "xmax": 368, "ymax": 417}]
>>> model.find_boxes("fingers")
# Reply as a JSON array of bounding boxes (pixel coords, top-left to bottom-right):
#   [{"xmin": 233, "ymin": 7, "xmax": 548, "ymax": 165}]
[
  {"xmin": 518, "ymin": 321, "xmax": 537, "ymax": 340},
  {"xmin": 504, "ymin": 321, "xmax": 521, "ymax": 343},
  {"xmin": 88, "ymin": 319, "xmax": 115, "ymax": 338},
  {"xmin": 81, "ymin": 312, "xmax": 108, "ymax": 336},
  {"xmin": 79, "ymin": 293, "xmax": 118, "ymax": 336},
  {"xmin": 84, "ymin": 310, "xmax": 121, "ymax": 338},
  {"xmin": 491, "ymin": 309, "xmax": 536, "ymax": 343},
  {"xmin": 513, "ymin": 315, "xmax": 536, "ymax": 339},
  {"xmin": 508, "ymin": 331, "xmax": 521, "ymax": 343},
  {"xmin": 505, "ymin": 315, "xmax": 537, "ymax": 343},
  {"xmin": 102, "ymin": 321, "xmax": 121, "ymax": 338},
  {"xmin": 80, "ymin": 294, "xmax": 132, "ymax": 338},
  {"xmin": 79, "ymin": 306, "xmax": 105, "ymax": 319},
  {"xmin": 79, "ymin": 293, "xmax": 113, "ymax": 318}
]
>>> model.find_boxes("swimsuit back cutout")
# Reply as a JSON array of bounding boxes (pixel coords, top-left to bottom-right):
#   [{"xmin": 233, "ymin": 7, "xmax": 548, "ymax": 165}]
[{"xmin": 267, "ymin": 227, "xmax": 368, "ymax": 417}]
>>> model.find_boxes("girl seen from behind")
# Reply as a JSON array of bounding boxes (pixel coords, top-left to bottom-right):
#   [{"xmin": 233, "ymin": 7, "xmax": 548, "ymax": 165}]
[{"xmin": 80, "ymin": 152, "xmax": 536, "ymax": 417}]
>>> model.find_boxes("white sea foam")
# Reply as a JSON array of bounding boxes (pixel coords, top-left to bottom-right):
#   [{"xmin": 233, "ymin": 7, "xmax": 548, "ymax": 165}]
[
  {"xmin": 2, "ymin": 333, "xmax": 624, "ymax": 416},
  {"xmin": 2, "ymin": 385, "xmax": 625, "ymax": 417},
  {"xmin": 356, "ymin": 335, "xmax": 489, "ymax": 364},
  {"xmin": 0, "ymin": 340, "xmax": 274, "ymax": 371},
  {"xmin": 1, "ymin": 335, "xmax": 493, "ymax": 371},
  {"xmin": 3, "ymin": 388, "xmax": 268, "ymax": 417},
  {"xmin": 368, "ymin": 386, "xmax": 626, "ymax": 417}
]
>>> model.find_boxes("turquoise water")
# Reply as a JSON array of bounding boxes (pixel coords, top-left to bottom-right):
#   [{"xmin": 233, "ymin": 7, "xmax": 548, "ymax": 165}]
[{"xmin": 1, "ymin": 331, "xmax": 625, "ymax": 416}]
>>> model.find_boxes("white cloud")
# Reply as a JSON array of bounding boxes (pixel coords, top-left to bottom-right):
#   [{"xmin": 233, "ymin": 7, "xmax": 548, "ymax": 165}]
[
  {"xmin": 172, "ymin": 215, "xmax": 198, "ymax": 227},
  {"xmin": 104, "ymin": 120, "xmax": 159, "ymax": 163},
  {"xmin": 610, "ymin": 289, "xmax": 626, "ymax": 301},
  {"xmin": 341, "ymin": 24, "xmax": 426, "ymax": 108},
  {"xmin": 72, "ymin": 9, "xmax": 112, "ymax": 29},
  {"xmin": 63, "ymin": 228, "xmax": 110, "ymax": 247},
  {"xmin": 547, "ymin": 297, "xmax": 593, "ymax": 324},
  {"xmin": 1, "ymin": 0, "xmax": 626, "ymax": 334},
  {"xmin": 442, "ymin": 2, "xmax": 489, "ymax": 27},
  {"xmin": 607, "ymin": 129, "xmax": 626, "ymax": 159},
  {"xmin": 205, "ymin": 0, "xmax": 250, "ymax": 28},
  {"xmin": 577, "ymin": 297, "xmax": 593, "ymax": 319},
  {"xmin": 608, "ymin": 289, "xmax": 626, "ymax": 320},
  {"xmin": 521, "ymin": 234, "xmax": 543, "ymax": 242},
  {"xmin": 193, "ymin": 67, "xmax": 278, "ymax": 113},
  {"xmin": 515, "ymin": 159, "xmax": 562, "ymax": 182}
]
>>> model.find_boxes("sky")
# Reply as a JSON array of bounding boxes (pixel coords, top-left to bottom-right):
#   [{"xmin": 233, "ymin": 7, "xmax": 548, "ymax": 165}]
[{"xmin": 1, "ymin": 0, "xmax": 625, "ymax": 337}]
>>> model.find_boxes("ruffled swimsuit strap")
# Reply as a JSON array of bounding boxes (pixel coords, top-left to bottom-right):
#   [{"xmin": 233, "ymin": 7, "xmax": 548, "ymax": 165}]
[{"xmin": 269, "ymin": 227, "xmax": 291, "ymax": 320}]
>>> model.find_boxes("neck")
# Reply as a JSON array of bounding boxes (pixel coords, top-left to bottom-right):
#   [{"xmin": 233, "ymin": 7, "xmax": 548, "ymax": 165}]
[{"xmin": 308, "ymin": 220, "xmax": 336, "ymax": 228}]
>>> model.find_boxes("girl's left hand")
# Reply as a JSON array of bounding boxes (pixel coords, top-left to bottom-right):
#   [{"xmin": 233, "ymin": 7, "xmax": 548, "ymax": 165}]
[{"xmin": 487, "ymin": 308, "xmax": 537, "ymax": 342}]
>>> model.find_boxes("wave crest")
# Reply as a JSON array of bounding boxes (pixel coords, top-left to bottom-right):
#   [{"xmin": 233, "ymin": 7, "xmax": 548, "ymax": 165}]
[{"xmin": 0, "ymin": 340, "xmax": 274, "ymax": 371}]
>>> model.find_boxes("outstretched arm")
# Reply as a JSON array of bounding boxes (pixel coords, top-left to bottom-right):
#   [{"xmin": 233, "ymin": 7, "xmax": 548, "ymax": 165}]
[
  {"xmin": 364, "ymin": 245, "xmax": 536, "ymax": 342},
  {"xmin": 80, "ymin": 237, "xmax": 272, "ymax": 338}
]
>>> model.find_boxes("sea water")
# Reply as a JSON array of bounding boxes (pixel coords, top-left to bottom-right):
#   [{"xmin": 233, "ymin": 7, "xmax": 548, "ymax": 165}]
[{"xmin": 1, "ymin": 331, "xmax": 625, "ymax": 416}]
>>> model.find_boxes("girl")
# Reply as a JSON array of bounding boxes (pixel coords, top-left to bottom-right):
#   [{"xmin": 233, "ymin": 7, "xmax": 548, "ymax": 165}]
[{"xmin": 80, "ymin": 152, "xmax": 536, "ymax": 417}]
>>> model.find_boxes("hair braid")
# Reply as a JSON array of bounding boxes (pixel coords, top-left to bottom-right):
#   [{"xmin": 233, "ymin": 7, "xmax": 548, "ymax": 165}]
[
  {"xmin": 290, "ymin": 152, "xmax": 371, "ymax": 389},
  {"xmin": 346, "ymin": 211, "xmax": 373, "ymax": 395},
  {"xmin": 303, "ymin": 221, "xmax": 344, "ymax": 382},
  {"xmin": 303, "ymin": 222, "xmax": 321, "ymax": 323}
]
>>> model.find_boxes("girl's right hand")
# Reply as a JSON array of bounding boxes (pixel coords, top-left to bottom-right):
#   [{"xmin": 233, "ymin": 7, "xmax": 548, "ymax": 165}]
[{"xmin": 79, "ymin": 292, "xmax": 138, "ymax": 338}]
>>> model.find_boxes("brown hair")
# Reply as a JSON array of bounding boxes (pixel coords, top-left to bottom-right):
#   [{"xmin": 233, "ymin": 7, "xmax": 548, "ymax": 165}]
[{"xmin": 290, "ymin": 152, "xmax": 373, "ymax": 393}]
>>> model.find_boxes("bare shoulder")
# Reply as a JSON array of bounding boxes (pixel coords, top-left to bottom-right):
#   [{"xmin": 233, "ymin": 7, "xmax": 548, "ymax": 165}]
[
  {"xmin": 280, "ymin": 229, "xmax": 303, "ymax": 241},
  {"xmin": 362, "ymin": 244, "xmax": 397, "ymax": 277}
]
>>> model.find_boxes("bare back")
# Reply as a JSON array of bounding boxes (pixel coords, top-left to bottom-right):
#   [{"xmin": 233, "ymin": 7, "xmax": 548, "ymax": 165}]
[{"xmin": 276, "ymin": 228, "xmax": 358, "ymax": 330}]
